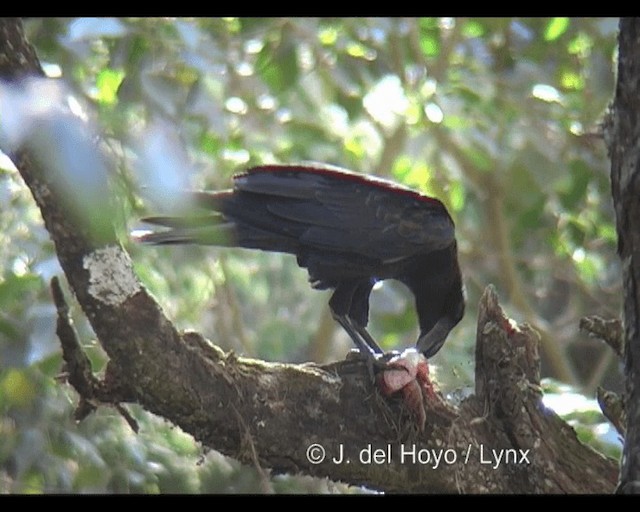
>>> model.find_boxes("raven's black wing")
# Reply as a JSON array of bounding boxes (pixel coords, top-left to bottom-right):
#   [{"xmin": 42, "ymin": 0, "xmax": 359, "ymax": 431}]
[
  {"xmin": 228, "ymin": 165, "xmax": 454, "ymax": 261},
  {"xmin": 139, "ymin": 164, "xmax": 456, "ymax": 264}
]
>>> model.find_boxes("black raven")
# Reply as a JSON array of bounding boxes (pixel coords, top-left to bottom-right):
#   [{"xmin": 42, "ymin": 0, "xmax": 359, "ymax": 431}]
[{"xmin": 136, "ymin": 164, "xmax": 464, "ymax": 363}]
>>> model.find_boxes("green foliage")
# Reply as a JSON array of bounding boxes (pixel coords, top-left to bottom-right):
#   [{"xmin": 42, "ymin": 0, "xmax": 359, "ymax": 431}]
[{"xmin": 0, "ymin": 17, "xmax": 620, "ymax": 493}]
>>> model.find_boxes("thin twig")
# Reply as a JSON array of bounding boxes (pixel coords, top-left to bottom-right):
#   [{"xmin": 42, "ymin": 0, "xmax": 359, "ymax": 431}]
[
  {"xmin": 50, "ymin": 277, "xmax": 139, "ymax": 432},
  {"xmin": 232, "ymin": 405, "xmax": 274, "ymax": 494}
]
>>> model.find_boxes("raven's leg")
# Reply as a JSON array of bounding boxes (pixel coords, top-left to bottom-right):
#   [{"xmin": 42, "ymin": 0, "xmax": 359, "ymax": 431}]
[
  {"xmin": 351, "ymin": 323, "xmax": 384, "ymax": 354},
  {"xmin": 346, "ymin": 280, "xmax": 385, "ymax": 354},
  {"xmin": 331, "ymin": 315, "xmax": 378, "ymax": 358},
  {"xmin": 329, "ymin": 281, "xmax": 381, "ymax": 358}
]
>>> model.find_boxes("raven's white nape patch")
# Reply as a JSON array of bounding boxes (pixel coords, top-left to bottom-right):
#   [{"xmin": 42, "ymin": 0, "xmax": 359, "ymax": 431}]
[{"xmin": 83, "ymin": 245, "xmax": 141, "ymax": 306}]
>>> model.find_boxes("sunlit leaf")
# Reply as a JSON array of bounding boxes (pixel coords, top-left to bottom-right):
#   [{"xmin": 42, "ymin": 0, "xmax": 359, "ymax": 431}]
[
  {"xmin": 448, "ymin": 180, "xmax": 465, "ymax": 212},
  {"xmin": 462, "ymin": 20, "xmax": 484, "ymax": 38},
  {"xmin": 95, "ymin": 68, "xmax": 125, "ymax": 105},
  {"xmin": 544, "ymin": 17, "xmax": 570, "ymax": 41},
  {"xmin": 346, "ymin": 42, "xmax": 367, "ymax": 59},
  {"xmin": 392, "ymin": 154, "xmax": 413, "ymax": 181},
  {"xmin": 344, "ymin": 134, "xmax": 366, "ymax": 160},
  {"xmin": 404, "ymin": 162, "xmax": 432, "ymax": 191},
  {"xmin": 420, "ymin": 35, "xmax": 440, "ymax": 57},
  {"xmin": 568, "ymin": 32, "xmax": 593, "ymax": 57},
  {"xmin": 442, "ymin": 114, "xmax": 468, "ymax": 130},
  {"xmin": 318, "ymin": 25, "xmax": 339, "ymax": 46},
  {"xmin": 418, "ymin": 18, "xmax": 440, "ymax": 57},
  {"xmin": 419, "ymin": 17, "xmax": 438, "ymax": 31},
  {"xmin": 560, "ymin": 70, "xmax": 585, "ymax": 90}
]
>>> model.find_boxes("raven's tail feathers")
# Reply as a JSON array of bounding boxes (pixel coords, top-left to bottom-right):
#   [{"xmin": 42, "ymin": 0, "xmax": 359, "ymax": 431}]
[{"xmin": 133, "ymin": 214, "xmax": 237, "ymax": 246}]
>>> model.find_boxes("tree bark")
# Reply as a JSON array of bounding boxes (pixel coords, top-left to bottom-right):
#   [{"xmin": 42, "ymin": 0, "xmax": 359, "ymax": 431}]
[
  {"xmin": 0, "ymin": 17, "xmax": 619, "ymax": 493},
  {"xmin": 607, "ymin": 17, "xmax": 640, "ymax": 494}
]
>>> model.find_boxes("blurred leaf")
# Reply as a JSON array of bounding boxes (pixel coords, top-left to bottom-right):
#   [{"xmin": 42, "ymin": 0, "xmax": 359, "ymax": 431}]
[
  {"xmin": 573, "ymin": 251, "xmax": 604, "ymax": 285},
  {"xmin": 448, "ymin": 180, "xmax": 466, "ymax": 212},
  {"xmin": 598, "ymin": 222, "xmax": 617, "ymax": 245},
  {"xmin": 95, "ymin": 68, "xmax": 125, "ymax": 105},
  {"xmin": 518, "ymin": 195, "xmax": 547, "ymax": 230},
  {"xmin": 346, "ymin": 41, "xmax": 369, "ymax": 59},
  {"xmin": 344, "ymin": 133, "xmax": 366, "ymax": 160},
  {"xmin": 420, "ymin": 35, "xmax": 440, "ymax": 57},
  {"xmin": 198, "ymin": 131, "xmax": 222, "ymax": 156},
  {"xmin": 544, "ymin": 18, "xmax": 570, "ymax": 42},
  {"xmin": 335, "ymin": 88, "xmax": 364, "ymax": 119},
  {"xmin": 256, "ymin": 37, "xmax": 299, "ymax": 94},
  {"xmin": 462, "ymin": 20, "xmax": 484, "ymax": 38},
  {"xmin": 318, "ymin": 25, "xmax": 339, "ymax": 46},
  {"xmin": 556, "ymin": 159, "xmax": 591, "ymax": 210},
  {"xmin": 465, "ymin": 145, "xmax": 493, "ymax": 172},
  {"xmin": 0, "ymin": 368, "xmax": 37, "ymax": 407},
  {"xmin": 20, "ymin": 471, "xmax": 45, "ymax": 494},
  {"xmin": 560, "ymin": 69, "xmax": 585, "ymax": 90},
  {"xmin": 568, "ymin": 32, "xmax": 593, "ymax": 58},
  {"xmin": 0, "ymin": 273, "xmax": 41, "ymax": 307},
  {"xmin": 0, "ymin": 317, "xmax": 20, "ymax": 340}
]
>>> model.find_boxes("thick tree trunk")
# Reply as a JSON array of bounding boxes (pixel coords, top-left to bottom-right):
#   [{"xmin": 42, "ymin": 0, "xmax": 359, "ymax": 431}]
[
  {"xmin": 0, "ymin": 18, "xmax": 619, "ymax": 493},
  {"xmin": 607, "ymin": 17, "xmax": 640, "ymax": 494}
]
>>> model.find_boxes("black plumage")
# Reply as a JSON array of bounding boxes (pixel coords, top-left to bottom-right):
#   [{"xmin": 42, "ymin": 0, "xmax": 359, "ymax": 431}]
[{"xmin": 137, "ymin": 164, "xmax": 464, "ymax": 360}]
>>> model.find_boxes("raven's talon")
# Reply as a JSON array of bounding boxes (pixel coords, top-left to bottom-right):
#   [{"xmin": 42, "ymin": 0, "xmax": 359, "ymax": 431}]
[
  {"xmin": 344, "ymin": 349, "xmax": 406, "ymax": 381},
  {"xmin": 345, "ymin": 349, "xmax": 400, "ymax": 367},
  {"xmin": 372, "ymin": 350, "xmax": 402, "ymax": 367},
  {"xmin": 345, "ymin": 348, "xmax": 367, "ymax": 362}
]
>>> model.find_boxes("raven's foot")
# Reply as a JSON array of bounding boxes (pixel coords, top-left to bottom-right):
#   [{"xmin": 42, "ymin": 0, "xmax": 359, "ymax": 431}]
[
  {"xmin": 345, "ymin": 348, "xmax": 401, "ymax": 380},
  {"xmin": 376, "ymin": 348, "xmax": 435, "ymax": 431},
  {"xmin": 345, "ymin": 348, "xmax": 400, "ymax": 365}
]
